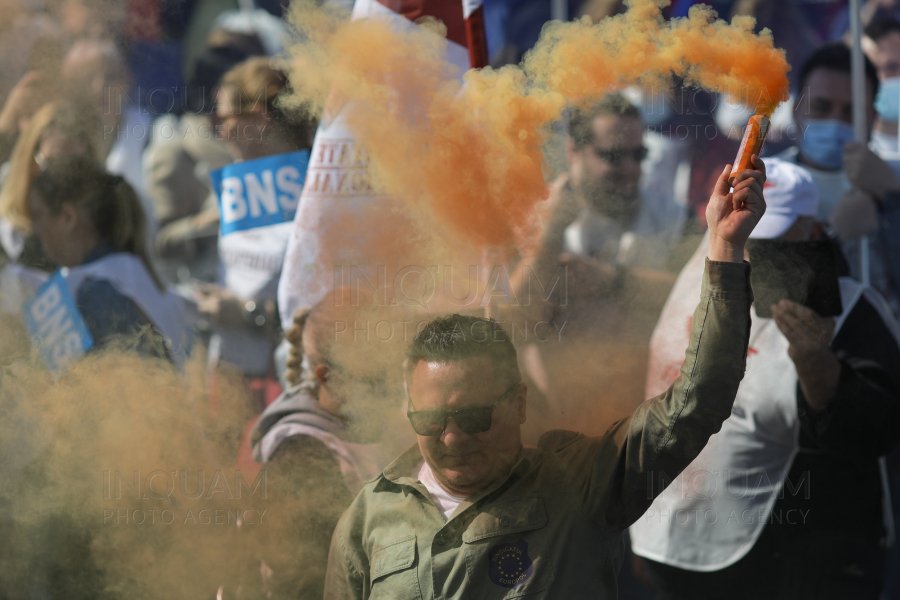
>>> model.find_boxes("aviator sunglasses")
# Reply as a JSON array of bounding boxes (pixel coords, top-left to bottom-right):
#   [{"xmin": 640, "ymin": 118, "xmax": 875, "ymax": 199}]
[{"xmin": 407, "ymin": 382, "xmax": 521, "ymax": 436}]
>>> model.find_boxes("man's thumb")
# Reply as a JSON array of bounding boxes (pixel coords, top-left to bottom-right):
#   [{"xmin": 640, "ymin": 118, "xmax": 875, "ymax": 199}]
[{"xmin": 715, "ymin": 165, "xmax": 732, "ymax": 195}]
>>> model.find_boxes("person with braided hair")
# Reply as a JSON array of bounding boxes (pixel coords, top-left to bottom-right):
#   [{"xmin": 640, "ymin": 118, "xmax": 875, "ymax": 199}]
[
  {"xmin": 247, "ymin": 287, "xmax": 407, "ymax": 599},
  {"xmin": 28, "ymin": 155, "xmax": 188, "ymax": 366}
]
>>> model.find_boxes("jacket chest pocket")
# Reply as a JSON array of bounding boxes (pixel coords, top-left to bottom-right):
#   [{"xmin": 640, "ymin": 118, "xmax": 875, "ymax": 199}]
[
  {"xmin": 370, "ymin": 535, "xmax": 423, "ymax": 600},
  {"xmin": 462, "ymin": 494, "xmax": 554, "ymax": 599}
]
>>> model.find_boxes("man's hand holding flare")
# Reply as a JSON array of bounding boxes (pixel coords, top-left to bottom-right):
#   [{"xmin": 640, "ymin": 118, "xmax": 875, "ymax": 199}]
[{"xmin": 707, "ymin": 155, "xmax": 767, "ymax": 263}]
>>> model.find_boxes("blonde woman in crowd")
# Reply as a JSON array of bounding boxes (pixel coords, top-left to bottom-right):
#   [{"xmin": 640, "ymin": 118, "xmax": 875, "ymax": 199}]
[
  {"xmin": 28, "ymin": 155, "xmax": 187, "ymax": 365},
  {"xmin": 196, "ymin": 57, "xmax": 316, "ymax": 401},
  {"xmin": 0, "ymin": 100, "xmax": 100, "ymax": 269}
]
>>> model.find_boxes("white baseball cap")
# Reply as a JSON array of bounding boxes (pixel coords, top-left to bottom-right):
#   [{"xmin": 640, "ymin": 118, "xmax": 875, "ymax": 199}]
[{"xmin": 748, "ymin": 158, "xmax": 819, "ymax": 239}]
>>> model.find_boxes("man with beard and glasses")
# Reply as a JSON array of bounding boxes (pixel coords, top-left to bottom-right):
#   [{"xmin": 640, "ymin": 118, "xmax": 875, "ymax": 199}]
[
  {"xmin": 498, "ymin": 94, "xmax": 693, "ymax": 442},
  {"xmin": 562, "ymin": 93, "xmax": 689, "ymax": 271}
]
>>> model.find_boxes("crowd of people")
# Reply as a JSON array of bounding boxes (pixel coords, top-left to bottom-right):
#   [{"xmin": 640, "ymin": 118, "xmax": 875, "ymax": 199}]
[{"xmin": 1, "ymin": 0, "xmax": 900, "ymax": 599}]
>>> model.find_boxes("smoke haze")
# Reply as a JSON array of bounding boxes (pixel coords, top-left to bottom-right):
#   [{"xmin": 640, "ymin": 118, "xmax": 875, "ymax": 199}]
[
  {"xmin": 281, "ymin": 0, "xmax": 789, "ymax": 248},
  {"xmin": 0, "ymin": 0, "xmax": 792, "ymax": 596}
]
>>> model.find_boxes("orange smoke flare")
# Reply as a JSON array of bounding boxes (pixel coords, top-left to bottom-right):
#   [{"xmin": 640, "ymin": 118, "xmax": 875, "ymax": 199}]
[
  {"xmin": 282, "ymin": 0, "xmax": 791, "ymax": 249},
  {"xmin": 729, "ymin": 114, "xmax": 769, "ymax": 185}
]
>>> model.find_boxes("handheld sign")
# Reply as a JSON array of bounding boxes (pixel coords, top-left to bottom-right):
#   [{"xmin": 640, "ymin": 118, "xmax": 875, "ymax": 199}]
[
  {"xmin": 211, "ymin": 150, "xmax": 310, "ymax": 236},
  {"xmin": 23, "ymin": 271, "xmax": 94, "ymax": 370},
  {"xmin": 747, "ymin": 238, "xmax": 843, "ymax": 319}
]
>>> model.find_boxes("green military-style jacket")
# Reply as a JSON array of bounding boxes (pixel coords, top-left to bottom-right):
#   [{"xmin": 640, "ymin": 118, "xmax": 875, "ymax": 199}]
[{"xmin": 325, "ymin": 260, "xmax": 753, "ymax": 599}]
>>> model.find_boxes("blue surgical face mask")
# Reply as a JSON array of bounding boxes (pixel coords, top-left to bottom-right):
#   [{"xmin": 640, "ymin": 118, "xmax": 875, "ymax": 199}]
[
  {"xmin": 799, "ymin": 119, "xmax": 855, "ymax": 170},
  {"xmin": 875, "ymin": 76, "xmax": 900, "ymax": 122}
]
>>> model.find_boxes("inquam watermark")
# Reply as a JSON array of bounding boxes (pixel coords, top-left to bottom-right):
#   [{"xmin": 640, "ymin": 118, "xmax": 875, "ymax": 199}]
[
  {"xmin": 102, "ymin": 84, "xmax": 273, "ymax": 118},
  {"xmin": 647, "ymin": 469, "xmax": 812, "ymax": 502},
  {"xmin": 102, "ymin": 470, "xmax": 267, "ymax": 526}
]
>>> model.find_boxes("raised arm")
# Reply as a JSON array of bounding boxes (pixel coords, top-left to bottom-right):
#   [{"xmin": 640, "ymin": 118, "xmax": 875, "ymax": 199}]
[{"xmin": 547, "ymin": 157, "xmax": 766, "ymax": 529}]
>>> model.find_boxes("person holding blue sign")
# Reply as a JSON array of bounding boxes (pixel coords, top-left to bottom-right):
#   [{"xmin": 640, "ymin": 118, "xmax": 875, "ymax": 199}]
[
  {"xmin": 198, "ymin": 57, "xmax": 315, "ymax": 396},
  {"xmin": 26, "ymin": 156, "xmax": 187, "ymax": 368}
]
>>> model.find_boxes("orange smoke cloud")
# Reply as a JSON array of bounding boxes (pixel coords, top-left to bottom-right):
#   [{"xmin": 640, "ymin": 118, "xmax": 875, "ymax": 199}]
[
  {"xmin": 527, "ymin": 1, "xmax": 790, "ymax": 118},
  {"xmin": 283, "ymin": 0, "xmax": 789, "ymax": 249}
]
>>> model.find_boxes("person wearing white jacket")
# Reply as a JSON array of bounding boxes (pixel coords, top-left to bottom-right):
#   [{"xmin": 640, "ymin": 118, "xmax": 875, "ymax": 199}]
[{"xmin": 630, "ymin": 158, "xmax": 900, "ymax": 599}]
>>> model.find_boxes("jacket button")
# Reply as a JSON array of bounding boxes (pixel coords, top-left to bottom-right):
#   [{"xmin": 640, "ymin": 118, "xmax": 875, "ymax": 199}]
[
  {"xmin": 435, "ymin": 533, "xmax": 446, "ymax": 545},
  {"xmin": 499, "ymin": 516, "xmax": 510, "ymax": 527}
]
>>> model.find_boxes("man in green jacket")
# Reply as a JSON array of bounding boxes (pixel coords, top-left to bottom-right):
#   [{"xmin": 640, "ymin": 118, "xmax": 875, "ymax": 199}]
[{"xmin": 323, "ymin": 158, "xmax": 767, "ymax": 599}]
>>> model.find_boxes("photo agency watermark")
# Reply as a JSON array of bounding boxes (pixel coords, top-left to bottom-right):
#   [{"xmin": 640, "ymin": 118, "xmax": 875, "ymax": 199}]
[
  {"xmin": 646, "ymin": 469, "xmax": 812, "ymax": 501},
  {"xmin": 102, "ymin": 119, "xmax": 267, "ymax": 143},
  {"xmin": 101, "ymin": 469, "xmax": 266, "ymax": 526},
  {"xmin": 642, "ymin": 507, "xmax": 811, "ymax": 526},
  {"xmin": 638, "ymin": 84, "xmax": 815, "ymax": 142},
  {"xmin": 641, "ymin": 469, "xmax": 813, "ymax": 525},
  {"xmin": 327, "ymin": 263, "xmax": 570, "ymax": 343},
  {"xmin": 101, "ymin": 83, "xmax": 273, "ymax": 141},
  {"xmin": 104, "ymin": 84, "xmax": 274, "ymax": 116},
  {"xmin": 101, "ymin": 82, "xmax": 827, "ymax": 143}
]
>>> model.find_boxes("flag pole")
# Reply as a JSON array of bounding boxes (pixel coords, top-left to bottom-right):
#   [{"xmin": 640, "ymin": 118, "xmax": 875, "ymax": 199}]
[
  {"xmin": 463, "ymin": 0, "xmax": 489, "ymax": 69},
  {"xmin": 551, "ymin": 0, "xmax": 567, "ymax": 22},
  {"xmin": 462, "ymin": 0, "xmax": 497, "ymax": 317},
  {"xmin": 850, "ymin": 0, "xmax": 871, "ymax": 285}
]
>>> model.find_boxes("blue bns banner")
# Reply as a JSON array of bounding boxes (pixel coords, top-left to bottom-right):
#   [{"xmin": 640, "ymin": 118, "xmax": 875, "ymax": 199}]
[
  {"xmin": 211, "ymin": 150, "xmax": 311, "ymax": 237},
  {"xmin": 23, "ymin": 271, "xmax": 94, "ymax": 370}
]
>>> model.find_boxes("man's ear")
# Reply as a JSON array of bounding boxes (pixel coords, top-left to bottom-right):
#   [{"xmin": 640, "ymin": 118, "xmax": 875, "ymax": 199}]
[{"xmin": 314, "ymin": 363, "xmax": 330, "ymax": 388}]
